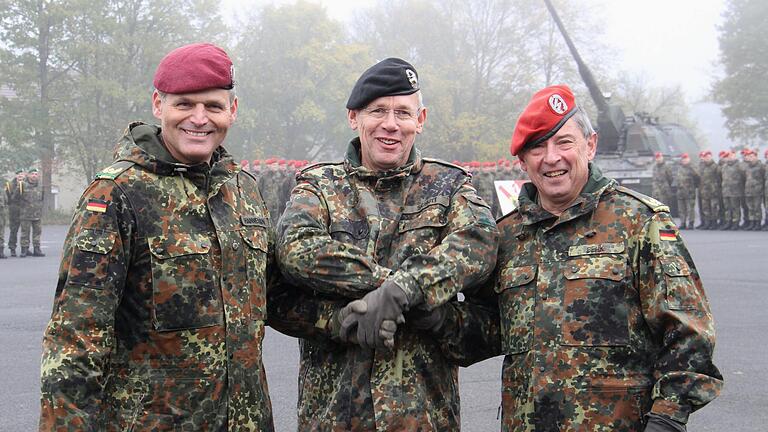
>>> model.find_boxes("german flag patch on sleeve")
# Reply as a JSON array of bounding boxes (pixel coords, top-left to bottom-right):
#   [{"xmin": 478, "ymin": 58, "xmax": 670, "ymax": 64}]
[
  {"xmin": 86, "ymin": 199, "xmax": 108, "ymax": 213},
  {"xmin": 659, "ymin": 229, "xmax": 677, "ymax": 241}
]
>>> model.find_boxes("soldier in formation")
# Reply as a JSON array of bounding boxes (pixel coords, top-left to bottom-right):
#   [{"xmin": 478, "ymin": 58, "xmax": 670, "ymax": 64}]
[
  {"xmin": 18, "ymin": 168, "xmax": 45, "ymax": 256},
  {"xmin": 696, "ymin": 150, "xmax": 721, "ymax": 229},
  {"xmin": 5, "ymin": 168, "xmax": 25, "ymax": 256},
  {"xmin": 764, "ymin": 149, "xmax": 768, "ymax": 230},
  {"xmin": 720, "ymin": 150, "xmax": 745, "ymax": 230},
  {"xmin": 0, "ymin": 174, "xmax": 6, "ymax": 259},
  {"xmin": 675, "ymin": 153, "xmax": 699, "ymax": 229},
  {"xmin": 741, "ymin": 148, "xmax": 765, "ymax": 230},
  {"xmin": 652, "ymin": 152, "xmax": 675, "ymax": 206}
]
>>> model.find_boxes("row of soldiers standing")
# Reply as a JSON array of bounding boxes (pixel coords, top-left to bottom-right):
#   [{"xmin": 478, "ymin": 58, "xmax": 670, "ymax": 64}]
[
  {"xmin": 653, "ymin": 148, "xmax": 768, "ymax": 230},
  {"xmin": 1, "ymin": 168, "xmax": 46, "ymax": 258},
  {"xmin": 244, "ymin": 157, "xmax": 529, "ymax": 223}
]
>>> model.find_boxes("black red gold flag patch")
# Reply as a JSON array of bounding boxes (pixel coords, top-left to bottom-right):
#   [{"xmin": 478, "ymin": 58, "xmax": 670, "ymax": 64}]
[
  {"xmin": 659, "ymin": 229, "xmax": 676, "ymax": 241},
  {"xmin": 86, "ymin": 200, "xmax": 108, "ymax": 213}
]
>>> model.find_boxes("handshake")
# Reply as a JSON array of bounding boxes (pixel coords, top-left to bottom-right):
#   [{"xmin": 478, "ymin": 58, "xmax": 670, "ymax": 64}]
[{"xmin": 332, "ymin": 280, "xmax": 447, "ymax": 349}]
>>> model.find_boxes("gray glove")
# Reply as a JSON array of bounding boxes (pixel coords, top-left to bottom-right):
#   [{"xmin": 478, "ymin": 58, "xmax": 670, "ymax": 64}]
[
  {"xmin": 331, "ymin": 300, "xmax": 367, "ymax": 344},
  {"xmin": 341, "ymin": 280, "xmax": 409, "ymax": 349},
  {"xmin": 644, "ymin": 414, "xmax": 686, "ymax": 432}
]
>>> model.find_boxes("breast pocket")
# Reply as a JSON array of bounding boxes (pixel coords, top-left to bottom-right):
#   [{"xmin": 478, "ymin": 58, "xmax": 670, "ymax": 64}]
[
  {"xmin": 495, "ymin": 264, "xmax": 537, "ymax": 354},
  {"xmin": 66, "ymin": 228, "xmax": 118, "ymax": 288},
  {"xmin": 329, "ymin": 219, "xmax": 369, "ymax": 248},
  {"xmin": 562, "ymin": 256, "xmax": 629, "ymax": 347},
  {"xmin": 148, "ymin": 233, "xmax": 222, "ymax": 331},
  {"xmin": 241, "ymin": 228, "xmax": 269, "ymax": 320},
  {"xmin": 397, "ymin": 203, "xmax": 448, "ymax": 254}
]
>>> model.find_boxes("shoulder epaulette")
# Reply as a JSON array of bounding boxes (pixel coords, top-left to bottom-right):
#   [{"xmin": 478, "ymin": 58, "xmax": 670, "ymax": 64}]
[
  {"xmin": 422, "ymin": 157, "xmax": 469, "ymax": 175},
  {"xmin": 299, "ymin": 161, "xmax": 342, "ymax": 175},
  {"xmin": 95, "ymin": 160, "xmax": 135, "ymax": 180},
  {"xmin": 495, "ymin": 208, "xmax": 520, "ymax": 224},
  {"xmin": 615, "ymin": 185, "xmax": 669, "ymax": 213}
]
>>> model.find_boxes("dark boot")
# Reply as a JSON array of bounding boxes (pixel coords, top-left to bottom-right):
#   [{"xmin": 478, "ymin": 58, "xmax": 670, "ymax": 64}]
[
  {"xmin": 695, "ymin": 221, "xmax": 705, "ymax": 229},
  {"xmin": 32, "ymin": 248, "xmax": 45, "ymax": 257},
  {"xmin": 763, "ymin": 221, "xmax": 768, "ymax": 231},
  {"xmin": 19, "ymin": 248, "xmax": 28, "ymax": 257},
  {"xmin": 10, "ymin": 249, "xmax": 16, "ymax": 257},
  {"xmin": 751, "ymin": 221, "xmax": 761, "ymax": 231},
  {"xmin": 0, "ymin": 250, "xmax": 6, "ymax": 259},
  {"xmin": 722, "ymin": 221, "xmax": 732, "ymax": 230}
]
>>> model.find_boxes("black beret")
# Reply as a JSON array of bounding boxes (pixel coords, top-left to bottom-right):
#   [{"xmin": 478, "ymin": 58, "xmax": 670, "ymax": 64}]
[{"xmin": 346, "ymin": 58, "xmax": 420, "ymax": 110}]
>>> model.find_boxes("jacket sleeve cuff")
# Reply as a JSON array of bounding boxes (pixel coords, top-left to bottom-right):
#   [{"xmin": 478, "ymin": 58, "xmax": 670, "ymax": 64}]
[
  {"xmin": 651, "ymin": 398, "xmax": 692, "ymax": 424},
  {"xmin": 390, "ymin": 270, "xmax": 424, "ymax": 307}
]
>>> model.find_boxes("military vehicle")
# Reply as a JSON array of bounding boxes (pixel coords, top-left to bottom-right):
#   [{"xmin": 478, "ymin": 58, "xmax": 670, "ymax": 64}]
[{"xmin": 543, "ymin": 0, "xmax": 700, "ymax": 199}]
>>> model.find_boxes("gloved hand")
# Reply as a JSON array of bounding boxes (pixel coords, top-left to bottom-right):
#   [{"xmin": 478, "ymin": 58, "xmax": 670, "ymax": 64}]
[
  {"xmin": 331, "ymin": 300, "xmax": 367, "ymax": 344},
  {"xmin": 341, "ymin": 280, "xmax": 409, "ymax": 349},
  {"xmin": 644, "ymin": 414, "xmax": 686, "ymax": 432},
  {"xmin": 406, "ymin": 306, "xmax": 448, "ymax": 334}
]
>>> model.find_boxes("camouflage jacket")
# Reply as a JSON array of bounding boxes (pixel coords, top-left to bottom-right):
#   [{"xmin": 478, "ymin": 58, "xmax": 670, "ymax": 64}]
[
  {"xmin": 273, "ymin": 138, "xmax": 498, "ymax": 431},
  {"xmin": 0, "ymin": 181, "xmax": 6, "ymax": 218},
  {"xmin": 39, "ymin": 122, "xmax": 275, "ymax": 431},
  {"xmin": 437, "ymin": 164, "xmax": 722, "ymax": 431},
  {"xmin": 6, "ymin": 178, "xmax": 23, "ymax": 213},
  {"xmin": 674, "ymin": 164, "xmax": 699, "ymax": 197},
  {"xmin": 697, "ymin": 160, "xmax": 721, "ymax": 196},
  {"xmin": 720, "ymin": 159, "xmax": 745, "ymax": 197},
  {"xmin": 651, "ymin": 161, "xmax": 674, "ymax": 200},
  {"xmin": 20, "ymin": 178, "xmax": 44, "ymax": 220},
  {"xmin": 743, "ymin": 160, "xmax": 765, "ymax": 197}
]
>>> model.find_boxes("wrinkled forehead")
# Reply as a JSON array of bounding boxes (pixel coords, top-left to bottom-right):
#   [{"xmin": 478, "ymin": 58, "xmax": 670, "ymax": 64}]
[{"xmin": 364, "ymin": 93, "xmax": 420, "ymax": 110}]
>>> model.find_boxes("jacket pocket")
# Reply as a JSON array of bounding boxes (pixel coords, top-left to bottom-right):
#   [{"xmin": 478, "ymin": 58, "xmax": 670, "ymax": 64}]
[
  {"xmin": 495, "ymin": 264, "xmax": 537, "ymax": 354},
  {"xmin": 148, "ymin": 233, "xmax": 222, "ymax": 331},
  {"xmin": 660, "ymin": 255, "xmax": 698, "ymax": 311},
  {"xmin": 397, "ymin": 202, "xmax": 449, "ymax": 255},
  {"xmin": 67, "ymin": 228, "xmax": 117, "ymax": 288},
  {"xmin": 241, "ymin": 227, "xmax": 269, "ymax": 320},
  {"xmin": 562, "ymin": 256, "xmax": 630, "ymax": 347}
]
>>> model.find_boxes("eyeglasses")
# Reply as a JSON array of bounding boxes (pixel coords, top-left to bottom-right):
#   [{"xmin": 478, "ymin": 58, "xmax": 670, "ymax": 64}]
[{"xmin": 361, "ymin": 107, "xmax": 420, "ymax": 122}]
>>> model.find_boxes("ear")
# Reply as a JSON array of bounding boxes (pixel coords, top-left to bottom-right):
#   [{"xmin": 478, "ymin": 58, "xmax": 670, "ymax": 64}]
[
  {"xmin": 152, "ymin": 91, "xmax": 163, "ymax": 120},
  {"xmin": 347, "ymin": 109, "xmax": 358, "ymax": 130},
  {"xmin": 415, "ymin": 107, "xmax": 427, "ymax": 134},
  {"xmin": 586, "ymin": 132, "xmax": 598, "ymax": 160},
  {"xmin": 230, "ymin": 96, "xmax": 238, "ymax": 122}
]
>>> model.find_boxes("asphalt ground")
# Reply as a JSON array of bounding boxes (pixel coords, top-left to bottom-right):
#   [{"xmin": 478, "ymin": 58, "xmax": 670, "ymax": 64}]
[{"xmin": 1, "ymin": 225, "xmax": 766, "ymax": 431}]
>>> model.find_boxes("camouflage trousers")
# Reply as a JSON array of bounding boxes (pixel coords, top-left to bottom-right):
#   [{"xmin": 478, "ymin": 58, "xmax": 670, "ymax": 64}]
[
  {"xmin": 0, "ymin": 211, "xmax": 5, "ymax": 249},
  {"xmin": 744, "ymin": 196, "xmax": 763, "ymax": 222},
  {"xmin": 8, "ymin": 210, "xmax": 19, "ymax": 250},
  {"xmin": 677, "ymin": 197, "xmax": 696, "ymax": 226},
  {"xmin": 19, "ymin": 219, "xmax": 41, "ymax": 250},
  {"xmin": 699, "ymin": 196, "xmax": 719, "ymax": 224},
  {"xmin": 722, "ymin": 197, "xmax": 743, "ymax": 224}
]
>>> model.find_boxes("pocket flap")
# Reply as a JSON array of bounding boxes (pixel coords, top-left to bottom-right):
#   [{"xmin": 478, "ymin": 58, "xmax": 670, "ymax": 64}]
[
  {"xmin": 496, "ymin": 265, "xmax": 537, "ymax": 293},
  {"xmin": 148, "ymin": 233, "xmax": 211, "ymax": 259},
  {"xmin": 660, "ymin": 256, "xmax": 691, "ymax": 277},
  {"xmin": 75, "ymin": 229, "xmax": 117, "ymax": 254},
  {"xmin": 398, "ymin": 203, "xmax": 448, "ymax": 232},
  {"xmin": 329, "ymin": 219, "xmax": 369, "ymax": 239},
  {"xmin": 564, "ymin": 256, "xmax": 626, "ymax": 281},
  {"xmin": 241, "ymin": 228, "xmax": 268, "ymax": 252}
]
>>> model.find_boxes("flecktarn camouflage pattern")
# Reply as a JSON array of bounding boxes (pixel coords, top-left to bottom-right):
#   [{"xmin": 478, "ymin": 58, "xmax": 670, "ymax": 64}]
[
  {"xmin": 273, "ymin": 138, "xmax": 498, "ymax": 431},
  {"xmin": 39, "ymin": 122, "xmax": 275, "ymax": 431},
  {"xmin": 439, "ymin": 164, "xmax": 722, "ymax": 432}
]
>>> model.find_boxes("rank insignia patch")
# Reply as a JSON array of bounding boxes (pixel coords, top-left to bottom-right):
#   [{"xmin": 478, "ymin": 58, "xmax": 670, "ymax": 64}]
[
  {"xmin": 659, "ymin": 229, "xmax": 677, "ymax": 241},
  {"xmin": 86, "ymin": 200, "xmax": 108, "ymax": 213}
]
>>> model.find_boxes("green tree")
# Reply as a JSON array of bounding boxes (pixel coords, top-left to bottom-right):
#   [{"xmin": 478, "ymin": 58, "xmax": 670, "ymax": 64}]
[{"xmin": 712, "ymin": 0, "xmax": 768, "ymax": 142}]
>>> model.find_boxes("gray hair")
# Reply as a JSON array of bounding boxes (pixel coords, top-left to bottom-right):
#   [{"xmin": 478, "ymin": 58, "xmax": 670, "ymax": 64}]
[
  {"xmin": 156, "ymin": 88, "xmax": 237, "ymax": 103},
  {"xmin": 572, "ymin": 105, "xmax": 595, "ymax": 139}
]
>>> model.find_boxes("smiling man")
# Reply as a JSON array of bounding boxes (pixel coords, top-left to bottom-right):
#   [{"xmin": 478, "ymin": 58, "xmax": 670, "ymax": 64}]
[
  {"xmin": 39, "ymin": 43, "xmax": 276, "ymax": 431},
  {"xmin": 431, "ymin": 84, "xmax": 722, "ymax": 432},
  {"xmin": 271, "ymin": 58, "xmax": 498, "ymax": 430}
]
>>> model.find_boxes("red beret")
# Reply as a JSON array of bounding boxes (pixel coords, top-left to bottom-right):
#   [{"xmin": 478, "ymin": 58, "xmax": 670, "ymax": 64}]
[
  {"xmin": 470, "ymin": 161, "xmax": 480, "ymax": 168},
  {"xmin": 654, "ymin": 151, "xmax": 663, "ymax": 158},
  {"xmin": 699, "ymin": 150, "xmax": 711, "ymax": 157},
  {"xmin": 265, "ymin": 158, "xmax": 277, "ymax": 164},
  {"xmin": 278, "ymin": 159, "xmax": 286, "ymax": 165},
  {"xmin": 680, "ymin": 153, "xmax": 689, "ymax": 159},
  {"xmin": 718, "ymin": 150, "xmax": 727, "ymax": 158},
  {"xmin": 153, "ymin": 43, "xmax": 234, "ymax": 94},
  {"xmin": 764, "ymin": 149, "xmax": 768, "ymax": 156},
  {"xmin": 240, "ymin": 159, "xmax": 249, "ymax": 167},
  {"xmin": 510, "ymin": 84, "xmax": 577, "ymax": 156}
]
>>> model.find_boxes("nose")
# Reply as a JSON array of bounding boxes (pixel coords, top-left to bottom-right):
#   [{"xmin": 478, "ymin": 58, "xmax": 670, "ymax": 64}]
[
  {"xmin": 380, "ymin": 110, "xmax": 399, "ymax": 131},
  {"xmin": 542, "ymin": 142, "xmax": 561, "ymax": 165},
  {"xmin": 189, "ymin": 103, "xmax": 209, "ymax": 126}
]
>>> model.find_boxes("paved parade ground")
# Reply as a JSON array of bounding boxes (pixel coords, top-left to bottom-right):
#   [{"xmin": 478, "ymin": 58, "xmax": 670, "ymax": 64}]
[{"xmin": 1, "ymin": 225, "xmax": 766, "ymax": 431}]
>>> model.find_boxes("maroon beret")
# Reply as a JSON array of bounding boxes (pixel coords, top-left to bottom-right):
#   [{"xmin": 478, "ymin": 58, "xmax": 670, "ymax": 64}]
[
  {"xmin": 510, "ymin": 84, "xmax": 577, "ymax": 156},
  {"xmin": 153, "ymin": 43, "xmax": 234, "ymax": 94}
]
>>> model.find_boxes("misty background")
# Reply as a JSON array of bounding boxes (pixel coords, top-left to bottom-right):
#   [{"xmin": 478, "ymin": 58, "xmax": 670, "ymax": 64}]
[{"xmin": 0, "ymin": 0, "xmax": 765, "ymax": 214}]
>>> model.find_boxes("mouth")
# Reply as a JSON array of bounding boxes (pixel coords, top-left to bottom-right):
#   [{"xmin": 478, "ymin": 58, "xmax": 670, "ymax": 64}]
[
  {"xmin": 377, "ymin": 137, "xmax": 399, "ymax": 146},
  {"xmin": 182, "ymin": 128, "xmax": 212, "ymax": 137},
  {"xmin": 543, "ymin": 169, "xmax": 567, "ymax": 178}
]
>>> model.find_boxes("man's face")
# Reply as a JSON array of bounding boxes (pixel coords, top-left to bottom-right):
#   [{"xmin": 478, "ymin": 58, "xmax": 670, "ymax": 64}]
[
  {"xmin": 152, "ymin": 88, "xmax": 237, "ymax": 165},
  {"xmin": 28, "ymin": 172, "xmax": 39, "ymax": 182},
  {"xmin": 655, "ymin": 154, "xmax": 664, "ymax": 163},
  {"xmin": 701, "ymin": 154, "xmax": 712, "ymax": 162},
  {"xmin": 15, "ymin": 172, "xmax": 25, "ymax": 182},
  {"xmin": 745, "ymin": 153, "xmax": 757, "ymax": 162},
  {"xmin": 681, "ymin": 157, "xmax": 690, "ymax": 165},
  {"xmin": 348, "ymin": 94, "xmax": 426, "ymax": 172},
  {"xmin": 519, "ymin": 117, "xmax": 597, "ymax": 213}
]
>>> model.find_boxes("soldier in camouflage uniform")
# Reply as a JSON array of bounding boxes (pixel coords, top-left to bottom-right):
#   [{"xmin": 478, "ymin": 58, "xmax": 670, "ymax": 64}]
[
  {"xmin": 258, "ymin": 158, "xmax": 283, "ymax": 223},
  {"xmin": 696, "ymin": 150, "xmax": 720, "ymax": 229},
  {"xmin": 764, "ymin": 149, "xmax": 768, "ymax": 230},
  {"xmin": 272, "ymin": 58, "xmax": 498, "ymax": 431},
  {"xmin": 6, "ymin": 169, "xmax": 25, "ymax": 256},
  {"xmin": 474, "ymin": 161, "xmax": 500, "ymax": 218},
  {"xmin": 652, "ymin": 152, "xmax": 675, "ymax": 206},
  {"xmin": 674, "ymin": 153, "xmax": 699, "ymax": 229},
  {"xmin": 427, "ymin": 85, "xmax": 722, "ymax": 432},
  {"xmin": 0, "ymin": 176, "xmax": 6, "ymax": 258},
  {"xmin": 39, "ymin": 43, "xmax": 276, "ymax": 431},
  {"xmin": 19, "ymin": 168, "xmax": 45, "ymax": 256},
  {"xmin": 720, "ymin": 151, "xmax": 745, "ymax": 230},
  {"xmin": 741, "ymin": 149, "xmax": 765, "ymax": 230}
]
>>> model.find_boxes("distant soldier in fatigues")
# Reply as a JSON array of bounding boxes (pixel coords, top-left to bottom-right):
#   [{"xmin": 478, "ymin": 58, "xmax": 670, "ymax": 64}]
[
  {"xmin": 720, "ymin": 151, "xmax": 745, "ymax": 230},
  {"xmin": 0, "ymin": 176, "xmax": 7, "ymax": 258},
  {"xmin": 259, "ymin": 158, "xmax": 282, "ymax": 223},
  {"xmin": 742, "ymin": 148, "xmax": 765, "ymax": 230},
  {"xmin": 764, "ymin": 149, "xmax": 768, "ymax": 230},
  {"xmin": 652, "ymin": 152, "xmax": 675, "ymax": 205},
  {"xmin": 19, "ymin": 168, "xmax": 45, "ymax": 257},
  {"xmin": 716, "ymin": 151, "xmax": 728, "ymax": 227},
  {"xmin": 697, "ymin": 150, "xmax": 720, "ymax": 229},
  {"xmin": 675, "ymin": 153, "xmax": 699, "ymax": 229},
  {"xmin": 6, "ymin": 169, "xmax": 25, "ymax": 256}
]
